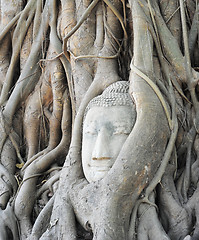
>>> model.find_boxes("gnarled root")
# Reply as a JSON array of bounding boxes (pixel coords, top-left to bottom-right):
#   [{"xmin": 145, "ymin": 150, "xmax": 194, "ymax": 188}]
[
  {"xmin": 136, "ymin": 192, "xmax": 169, "ymax": 240},
  {"xmin": 14, "ymin": 88, "xmax": 71, "ymax": 239},
  {"xmin": 31, "ymin": 195, "xmax": 55, "ymax": 240},
  {"xmin": 159, "ymin": 164, "xmax": 192, "ymax": 239},
  {"xmin": 0, "ymin": 164, "xmax": 17, "ymax": 210},
  {"xmin": 0, "ymin": 203, "xmax": 19, "ymax": 239}
]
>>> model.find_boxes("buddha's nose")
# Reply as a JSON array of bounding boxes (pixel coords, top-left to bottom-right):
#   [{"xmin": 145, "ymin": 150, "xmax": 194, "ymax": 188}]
[{"xmin": 92, "ymin": 127, "xmax": 111, "ymax": 160}]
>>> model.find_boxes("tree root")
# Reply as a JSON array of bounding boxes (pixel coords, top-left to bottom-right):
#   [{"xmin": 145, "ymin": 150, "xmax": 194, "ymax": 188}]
[
  {"xmin": 0, "ymin": 0, "xmax": 37, "ymax": 105},
  {"xmin": 0, "ymin": 164, "xmax": 17, "ymax": 195},
  {"xmin": 36, "ymin": 171, "xmax": 60, "ymax": 198},
  {"xmin": 0, "ymin": 203, "xmax": 19, "ymax": 239},
  {"xmin": 103, "ymin": 0, "xmax": 127, "ymax": 39},
  {"xmin": 130, "ymin": 63, "xmax": 172, "ymax": 129},
  {"xmin": 63, "ymin": 0, "xmax": 101, "ymax": 57},
  {"xmin": 129, "ymin": 105, "xmax": 178, "ymax": 238},
  {"xmin": 159, "ymin": 164, "xmax": 192, "ymax": 239},
  {"xmin": 3, "ymin": 0, "xmax": 50, "ymax": 124},
  {"xmin": 0, "ymin": 12, "xmax": 21, "ymax": 42},
  {"xmin": 31, "ymin": 195, "xmax": 55, "ymax": 240},
  {"xmin": 136, "ymin": 192, "xmax": 170, "ymax": 240},
  {"xmin": 14, "ymin": 92, "xmax": 71, "ymax": 238}
]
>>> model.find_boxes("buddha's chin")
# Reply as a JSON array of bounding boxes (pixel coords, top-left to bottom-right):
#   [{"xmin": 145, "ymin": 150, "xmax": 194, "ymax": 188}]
[{"xmin": 86, "ymin": 167, "xmax": 109, "ymax": 182}]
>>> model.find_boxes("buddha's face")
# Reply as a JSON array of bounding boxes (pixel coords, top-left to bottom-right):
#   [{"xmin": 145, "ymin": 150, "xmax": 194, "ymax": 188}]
[{"xmin": 82, "ymin": 105, "xmax": 135, "ymax": 182}]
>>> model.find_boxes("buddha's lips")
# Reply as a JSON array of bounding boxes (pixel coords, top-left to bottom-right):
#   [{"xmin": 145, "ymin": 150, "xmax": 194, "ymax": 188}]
[{"xmin": 92, "ymin": 157, "xmax": 111, "ymax": 160}]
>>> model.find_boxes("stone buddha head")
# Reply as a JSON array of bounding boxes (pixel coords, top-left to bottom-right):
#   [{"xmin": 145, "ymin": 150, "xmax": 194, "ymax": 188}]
[{"xmin": 82, "ymin": 81, "xmax": 136, "ymax": 182}]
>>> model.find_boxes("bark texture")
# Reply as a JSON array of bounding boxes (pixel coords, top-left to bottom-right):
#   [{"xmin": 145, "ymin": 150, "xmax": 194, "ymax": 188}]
[{"xmin": 0, "ymin": 0, "xmax": 199, "ymax": 240}]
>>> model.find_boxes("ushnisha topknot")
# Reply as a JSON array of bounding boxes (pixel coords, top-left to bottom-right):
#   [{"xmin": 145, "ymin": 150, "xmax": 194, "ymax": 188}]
[{"xmin": 84, "ymin": 81, "xmax": 135, "ymax": 117}]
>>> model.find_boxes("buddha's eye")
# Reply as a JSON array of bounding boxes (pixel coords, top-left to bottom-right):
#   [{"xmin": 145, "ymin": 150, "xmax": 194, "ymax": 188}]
[
  {"xmin": 83, "ymin": 122, "xmax": 98, "ymax": 135},
  {"xmin": 84, "ymin": 129, "xmax": 97, "ymax": 135},
  {"xmin": 113, "ymin": 131, "xmax": 129, "ymax": 135},
  {"xmin": 113, "ymin": 126, "xmax": 130, "ymax": 135}
]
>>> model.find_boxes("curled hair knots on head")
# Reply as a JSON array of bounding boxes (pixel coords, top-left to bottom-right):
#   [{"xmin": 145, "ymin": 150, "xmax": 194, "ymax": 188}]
[
  {"xmin": 103, "ymin": 81, "xmax": 130, "ymax": 94},
  {"xmin": 84, "ymin": 81, "xmax": 135, "ymax": 118}
]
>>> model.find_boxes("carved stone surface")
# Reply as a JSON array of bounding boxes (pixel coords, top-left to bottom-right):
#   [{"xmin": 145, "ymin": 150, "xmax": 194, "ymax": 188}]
[{"xmin": 82, "ymin": 81, "xmax": 136, "ymax": 182}]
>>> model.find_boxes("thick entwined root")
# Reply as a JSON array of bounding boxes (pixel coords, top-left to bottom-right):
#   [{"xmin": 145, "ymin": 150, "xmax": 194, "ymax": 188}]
[
  {"xmin": 136, "ymin": 192, "xmax": 169, "ymax": 240},
  {"xmin": 158, "ymin": 164, "xmax": 192, "ymax": 239},
  {"xmin": 14, "ymin": 87, "xmax": 71, "ymax": 239},
  {"xmin": 0, "ymin": 163, "xmax": 17, "ymax": 209},
  {"xmin": 0, "ymin": 0, "xmax": 37, "ymax": 105},
  {"xmin": 0, "ymin": 203, "xmax": 19, "ymax": 239},
  {"xmin": 0, "ymin": 1, "xmax": 71, "ymax": 239},
  {"xmin": 2, "ymin": 0, "xmax": 50, "ymax": 125},
  {"xmin": 30, "ymin": 195, "xmax": 55, "ymax": 240}
]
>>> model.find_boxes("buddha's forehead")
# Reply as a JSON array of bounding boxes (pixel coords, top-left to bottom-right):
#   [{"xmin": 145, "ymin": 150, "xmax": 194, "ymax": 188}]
[{"xmin": 84, "ymin": 105, "xmax": 134, "ymax": 127}]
